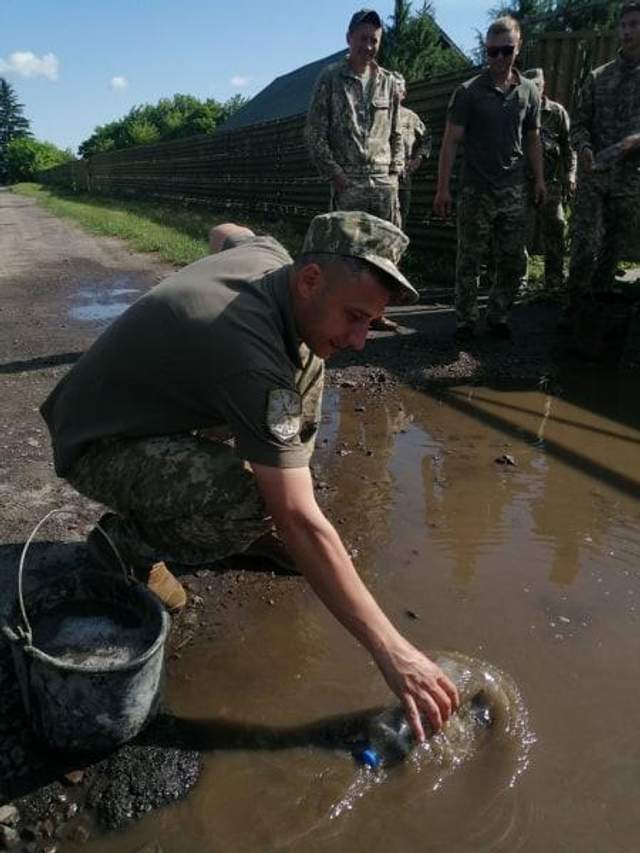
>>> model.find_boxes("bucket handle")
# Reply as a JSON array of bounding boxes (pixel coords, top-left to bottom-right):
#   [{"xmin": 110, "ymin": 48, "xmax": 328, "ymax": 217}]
[{"xmin": 16, "ymin": 508, "xmax": 130, "ymax": 645}]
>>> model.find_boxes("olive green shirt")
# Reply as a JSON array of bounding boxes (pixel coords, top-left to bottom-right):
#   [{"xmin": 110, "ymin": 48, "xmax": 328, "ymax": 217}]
[
  {"xmin": 41, "ymin": 236, "xmax": 324, "ymax": 476},
  {"xmin": 448, "ymin": 68, "xmax": 541, "ymax": 190}
]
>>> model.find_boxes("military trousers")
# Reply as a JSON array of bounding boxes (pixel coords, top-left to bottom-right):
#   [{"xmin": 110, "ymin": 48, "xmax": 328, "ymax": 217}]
[
  {"xmin": 568, "ymin": 167, "xmax": 640, "ymax": 297},
  {"xmin": 455, "ymin": 184, "xmax": 528, "ymax": 326},
  {"xmin": 527, "ymin": 186, "xmax": 567, "ymax": 289},
  {"xmin": 333, "ymin": 173, "xmax": 401, "ymax": 228},
  {"xmin": 67, "ymin": 434, "xmax": 271, "ymax": 566}
]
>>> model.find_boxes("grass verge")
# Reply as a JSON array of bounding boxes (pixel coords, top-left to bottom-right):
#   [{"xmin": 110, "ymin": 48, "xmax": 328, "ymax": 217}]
[{"xmin": 11, "ymin": 183, "xmax": 307, "ymax": 266}]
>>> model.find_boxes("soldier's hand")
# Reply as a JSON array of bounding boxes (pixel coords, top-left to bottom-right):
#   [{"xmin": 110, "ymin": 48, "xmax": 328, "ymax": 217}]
[
  {"xmin": 533, "ymin": 180, "xmax": 547, "ymax": 207},
  {"xmin": 433, "ymin": 188, "xmax": 453, "ymax": 219},
  {"xmin": 373, "ymin": 637, "xmax": 460, "ymax": 742},
  {"xmin": 580, "ymin": 147, "xmax": 595, "ymax": 173},
  {"xmin": 566, "ymin": 178, "xmax": 577, "ymax": 197},
  {"xmin": 332, "ymin": 172, "xmax": 350, "ymax": 193}
]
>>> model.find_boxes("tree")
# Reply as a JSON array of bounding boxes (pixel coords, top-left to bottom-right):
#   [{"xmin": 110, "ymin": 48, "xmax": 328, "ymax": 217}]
[
  {"xmin": 488, "ymin": 0, "xmax": 623, "ymax": 34},
  {"xmin": 0, "ymin": 78, "xmax": 32, "ymax": 181},
  {"xmin": 78, "ymin": 93, "xmax": 250, "ymax": 158},
  {"xmin": 6, "ymin": 137, "xmax": 74, "ymax": 182},
  {"xmin": 380, "ymin": 1, "xmax": 470, "ymax": 82}
]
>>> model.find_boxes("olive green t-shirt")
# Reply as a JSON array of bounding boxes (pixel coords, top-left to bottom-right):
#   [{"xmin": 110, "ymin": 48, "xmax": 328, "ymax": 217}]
[
  {"xmin": 448, "ymin": 69, "xmax": 541, "ymax": 190},
  {"xmin": 41, "ymin": 235, "xmax": 324, "ymax": 476}
]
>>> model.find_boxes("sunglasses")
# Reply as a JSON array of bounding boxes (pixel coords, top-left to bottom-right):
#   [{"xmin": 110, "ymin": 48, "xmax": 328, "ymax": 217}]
[{"xmin": 487, "ymin": 45, "xmax": 516, "ymax": 58}]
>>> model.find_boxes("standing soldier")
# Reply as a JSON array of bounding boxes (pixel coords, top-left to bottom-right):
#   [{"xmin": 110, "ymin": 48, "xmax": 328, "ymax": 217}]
[
  {"xmin": 305, "ymin": 8, "xmax": 404, "ymax": 227},
  {"xmin": 566, "ymin": 2, "xmax": 640, "ymax": 315},
  {"xmin": 523, "ymin": 68, "xmax": 577, "ymax": 291},
  {"xmin": 395, "ymin": 73, "xmax": 432, "ymax": 230},
  {"xmin": 434, "ymin": 16, "xmax": 546, "ymax": 342},
  {"xmin": 305, "ymin": 8, "xmax": 406, "ymax": 332}
]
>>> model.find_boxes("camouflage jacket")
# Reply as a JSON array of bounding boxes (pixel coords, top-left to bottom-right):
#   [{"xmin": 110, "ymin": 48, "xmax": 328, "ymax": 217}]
[
  {"xmin": 536, "ymin": 97, "xmax": 576, "ymax": 186},
  {"xmin": 571, "ymin": 50, "xmax": 640, "ymax": 165},
  {"xmin": 305, "ymin": 58, "xmax": 404, "ymax": 181},
  {"xmin": 398, "ymin": 105, "xmax": 432, "ymax": 188}
]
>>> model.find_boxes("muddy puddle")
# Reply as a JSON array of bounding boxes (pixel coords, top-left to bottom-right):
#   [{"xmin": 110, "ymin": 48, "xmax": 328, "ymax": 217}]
[
  {"xmin": 71, "ymin": 371, "xmax": 640, "ymax": 853},
  {"xmin": 68, "ymin": 279, "xmax": 139, "ymax": 322}
]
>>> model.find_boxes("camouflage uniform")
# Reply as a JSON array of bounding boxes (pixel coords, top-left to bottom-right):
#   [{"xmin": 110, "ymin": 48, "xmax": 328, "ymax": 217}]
[
  {"xmin": 43, "ymin": 212, "xmax": 415, "ymax": 568},
  {"xmin": 456, "ymin": 184, "xmax": 529, "ymax": 325},
  {"xmin": 305, "ymin": 58, "xmax": 404, "ymax": 226},
  {"xmin": 398, "ymin": 105, "xmax": 432, "ymax": 228},
  {"xmin": 448, "ymin": 69, "xmax": 541, "ymax": 327},
  {"xmin": 527, "ymin": 97, "xmax": 577, "ymax": 289},
  {"xmin": 568, "ymin": 51, "xmax": 640, "ymax": 295}
]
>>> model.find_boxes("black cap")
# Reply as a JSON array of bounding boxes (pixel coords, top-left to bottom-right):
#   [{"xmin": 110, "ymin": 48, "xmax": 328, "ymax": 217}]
[{"xmin": 348, "ymin": 8, "xmax": 382, "ymax": 33}]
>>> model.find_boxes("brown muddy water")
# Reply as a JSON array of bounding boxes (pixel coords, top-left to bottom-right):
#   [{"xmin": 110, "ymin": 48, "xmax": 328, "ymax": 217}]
[{"xmin": 77, "ymin": 372, "xmax": 640, "ymax": 853}]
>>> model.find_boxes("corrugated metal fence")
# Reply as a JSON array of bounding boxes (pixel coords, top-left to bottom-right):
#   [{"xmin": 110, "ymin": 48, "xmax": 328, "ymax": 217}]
[{"xmin": 40, "ymin": 32, "xmax": 617, "ymax": 278}]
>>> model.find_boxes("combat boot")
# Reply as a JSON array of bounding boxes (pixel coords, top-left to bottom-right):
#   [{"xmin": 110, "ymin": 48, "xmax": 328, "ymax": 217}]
[{"xmin": 87, "ymin": 514, "xmax": 187, "ymax": 612}]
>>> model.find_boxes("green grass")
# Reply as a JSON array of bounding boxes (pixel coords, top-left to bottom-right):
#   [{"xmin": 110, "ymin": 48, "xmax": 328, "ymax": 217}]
[{"xmin": 11, "ymin": 183, "xmax": 307, "ymax": 266}]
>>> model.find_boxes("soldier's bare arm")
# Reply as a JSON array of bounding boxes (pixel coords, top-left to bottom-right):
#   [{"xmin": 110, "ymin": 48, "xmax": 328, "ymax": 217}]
[
  {"xmin": 433, "ymin": 121, "xmax": 464, "ymax": 218},
  {"xmin": 526, "ymin": 129, "xmax": 547, "ymax": 205},
  {"xmin": 252, "ymin": 462, "xmax": 460, "ymax": 741},
  {"xmin": 208, "ymin": 223, "xmax": 255, "ymax": 254},
  {"xmin": 560, "ymin": 108, "xmax": 577, "ymax": 195},
  {"xmin": 570, "ymin": 73, "xmax": 595, "ymax": 172}
]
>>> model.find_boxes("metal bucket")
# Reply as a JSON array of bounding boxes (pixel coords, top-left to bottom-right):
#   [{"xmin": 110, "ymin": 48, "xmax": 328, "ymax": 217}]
[{"xmin": 2, "ymin": 511, "xmax": 170, "ymax": 754}]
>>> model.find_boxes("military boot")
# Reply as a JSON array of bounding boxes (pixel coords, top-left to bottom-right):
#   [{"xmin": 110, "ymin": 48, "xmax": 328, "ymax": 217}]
[{"xmin": 87, "ymin": 513, "xmax": 187, "ymax": 612}]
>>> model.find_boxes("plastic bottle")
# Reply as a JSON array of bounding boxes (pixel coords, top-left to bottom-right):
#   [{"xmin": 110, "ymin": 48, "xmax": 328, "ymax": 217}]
[
  {"xmin": 357, "ymin": 705, "xmax": 428, "ymax": 770},
  {"xmin": 356, "ymin": 692, "xmax": 492, "ymax": 770}
]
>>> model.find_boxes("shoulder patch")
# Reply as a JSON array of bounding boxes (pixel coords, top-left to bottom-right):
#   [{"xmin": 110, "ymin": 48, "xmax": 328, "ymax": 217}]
[{"xmin": 267, "ymin": 389, "xmax": 302, "ymax": 443}]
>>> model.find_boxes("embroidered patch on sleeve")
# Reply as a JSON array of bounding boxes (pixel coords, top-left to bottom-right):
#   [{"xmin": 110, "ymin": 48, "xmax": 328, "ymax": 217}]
[{"xmin": 266, "ymin": 389, "xmax": 302, "ymax": 442}]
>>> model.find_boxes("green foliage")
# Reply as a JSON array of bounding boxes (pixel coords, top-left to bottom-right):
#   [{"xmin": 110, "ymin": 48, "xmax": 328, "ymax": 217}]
[
  {"xmin": 11, "ymin": 183, "xmax": 305, "ymax": 267},
  {"xmin": 488, "ymin": 0, "xmax": 624, "ymax": 34},
  {"xmin": 380, "ymin": 1, "xmax": 471, "ymax": 81},
  {"xmin": 79, "ymin": 92, "xmax": 249, "ymax": 159},
  {"xmin": 0, "ymin": 77, "xmax": 32, "ymax": 181},
  {"xmin": 6, "ymin": 137, "xmax": 74, "ymax": 182}
]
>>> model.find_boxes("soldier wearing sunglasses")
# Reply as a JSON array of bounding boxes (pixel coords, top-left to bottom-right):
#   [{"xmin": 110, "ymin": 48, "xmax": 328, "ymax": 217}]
[{"xmin": 434, "ymin": 16, "xmax": 546, "ymax": 342}]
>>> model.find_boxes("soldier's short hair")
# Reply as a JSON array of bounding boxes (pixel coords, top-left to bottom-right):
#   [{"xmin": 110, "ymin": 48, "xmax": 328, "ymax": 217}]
[
  {"xmin": 621, "ymin": 2, "xmax": 640, "ymax": 17},
  {"xmin": 487, "ymin": 15, "xmax": 522, "ymax": 41}
]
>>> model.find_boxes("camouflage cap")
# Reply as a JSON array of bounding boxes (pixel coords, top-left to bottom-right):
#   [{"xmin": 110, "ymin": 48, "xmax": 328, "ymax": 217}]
[
  {"xmin": 348, "ymin": 8, "xmax": 383, "ymax": 33},
  {"xmin": 301, "ymin": 211, "xmax": 418, "ymax": 305}
]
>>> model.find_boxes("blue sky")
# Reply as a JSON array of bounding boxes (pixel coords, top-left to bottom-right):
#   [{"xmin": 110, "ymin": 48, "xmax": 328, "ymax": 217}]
[{"xmin": 1, "ymin": 0, "xmax": 490, "ymax": 154}]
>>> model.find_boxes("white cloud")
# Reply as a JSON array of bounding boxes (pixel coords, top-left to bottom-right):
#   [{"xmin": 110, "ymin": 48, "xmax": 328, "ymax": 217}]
[
  {"xmin": 110, "ymin": 75, "xmax": 129, "ymax": 91},
  {"xmin": 230, "ymin": 75, "xmax": 252, "ymax": 88},
  {"xmin": 0, "ymin": 51, "xmax": 59, "ymax": 81}
]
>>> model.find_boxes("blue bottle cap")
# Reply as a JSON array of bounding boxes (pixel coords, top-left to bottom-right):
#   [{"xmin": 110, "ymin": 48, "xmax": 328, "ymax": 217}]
[{"xmin": 359, "ymin": 748, "xmax": 382, "ymax": 770}]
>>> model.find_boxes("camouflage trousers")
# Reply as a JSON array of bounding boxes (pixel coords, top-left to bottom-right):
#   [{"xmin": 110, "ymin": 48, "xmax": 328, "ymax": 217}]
[
  {"xmin": 333, "ymin": 174, "xmax": 401, "ymax": 228},
  {"xmin": 568, "ymin": 168, "xmax": 640, "ymax": 297},
  {"xmin": 456, "ymin": 184, "xmax": 528, "ymax": 326},
  {"xmin": 67, "ymin": 434, "xmax": 271, "ymax": 565},
  {"xmin": 526, "ymin": 185, "xmax": 566, "ymax": 289}
]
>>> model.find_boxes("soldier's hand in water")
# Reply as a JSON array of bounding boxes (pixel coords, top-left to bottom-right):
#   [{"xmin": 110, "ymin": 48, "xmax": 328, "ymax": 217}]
[
  {"xmin": 580, "ymin": 147, "xmax": 595, "ymax": 173},
  {"xmin": 433, "ymin": 188, "xmax": 453, "ymax": 219},
  {"xmin": 374, "ymin": 638, "xmax": 460, "ymax": 742}
]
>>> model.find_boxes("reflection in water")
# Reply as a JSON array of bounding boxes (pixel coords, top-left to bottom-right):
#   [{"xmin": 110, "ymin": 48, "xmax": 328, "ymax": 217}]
[
  {"xmin": 69, "ymin": 278, "xmax": 139, "ymax": 323},
  {"xmin": 84, "ymin": 373, "xmax": 640, "ymax": 853}
]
